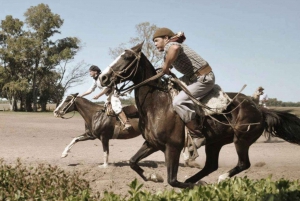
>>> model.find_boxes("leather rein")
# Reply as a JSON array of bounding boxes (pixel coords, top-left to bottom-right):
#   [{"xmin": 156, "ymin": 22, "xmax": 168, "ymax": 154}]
[
  {"xmin": 109, "ymin": 49, "xmax": 259, "ymax": 132},
  {"xmin": 112, "ymin": 49, "xmax": 165, "ymax": 95}
]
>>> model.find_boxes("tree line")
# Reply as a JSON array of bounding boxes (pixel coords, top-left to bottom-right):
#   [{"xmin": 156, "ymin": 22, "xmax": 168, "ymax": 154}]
[
  {"xmin": 0, "ymin": 4, "xmax": 89, "ymax": 112},
  {"xmin": 267, "ymin": 98, "xmax": 300, "ymax": 107},
  {"xmin": 2, "ymin": 4, "xmax": 297, "ymax": 112},
  {"xmin": 0, "ymin": 4, "xmax": 161, "ymax": 112}
]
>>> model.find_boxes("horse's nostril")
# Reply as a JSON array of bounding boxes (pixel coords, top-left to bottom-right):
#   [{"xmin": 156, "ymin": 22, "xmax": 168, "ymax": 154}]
[{"xmin": 101, "ymin": 75, "xmax": 108, "ymax": 86}]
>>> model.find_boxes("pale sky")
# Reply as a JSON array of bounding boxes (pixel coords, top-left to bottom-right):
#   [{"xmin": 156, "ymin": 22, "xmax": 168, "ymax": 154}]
[{"xmin": 1, "ymin": 0, "xmax": 300, "ymax": 102}]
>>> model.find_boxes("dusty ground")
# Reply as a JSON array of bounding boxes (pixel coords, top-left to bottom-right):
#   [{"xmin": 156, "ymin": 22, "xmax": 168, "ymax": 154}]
[{"xmin": 1, "ymin": 112, "xmax": 300, "ymax": 197}]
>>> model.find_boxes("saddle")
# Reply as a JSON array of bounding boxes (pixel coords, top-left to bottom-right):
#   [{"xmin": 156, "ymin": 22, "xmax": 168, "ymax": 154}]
[
  {"xmin": 169, "ymin": 78, "xmax": 231, "ymax": 116},
  {"xmin": 200, "ymin": 84, "xmax": 232, "ymax": 115}
]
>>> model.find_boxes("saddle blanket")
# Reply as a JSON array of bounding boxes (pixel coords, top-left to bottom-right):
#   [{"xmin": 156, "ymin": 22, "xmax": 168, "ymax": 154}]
[{"xmin": 201, "ymin": 84, "xmax": 232, "ymax": 115}]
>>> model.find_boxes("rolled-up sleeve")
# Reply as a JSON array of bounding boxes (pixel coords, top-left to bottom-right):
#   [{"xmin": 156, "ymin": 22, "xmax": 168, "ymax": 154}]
[{"xmin": 86, "ymin": 80, "xmax": 97, "ymax": 94}]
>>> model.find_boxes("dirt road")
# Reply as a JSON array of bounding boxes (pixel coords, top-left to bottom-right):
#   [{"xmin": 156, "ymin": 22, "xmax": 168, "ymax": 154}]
[{"xmin": 1, "ymin": 112, "xmax": 300, "ymax": 196}]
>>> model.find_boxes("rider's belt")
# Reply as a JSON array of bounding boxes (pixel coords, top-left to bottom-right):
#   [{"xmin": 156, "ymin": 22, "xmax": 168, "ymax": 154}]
[{"xmin": 194, "ymin": 65, "xmax": 212, "ymax": 77}]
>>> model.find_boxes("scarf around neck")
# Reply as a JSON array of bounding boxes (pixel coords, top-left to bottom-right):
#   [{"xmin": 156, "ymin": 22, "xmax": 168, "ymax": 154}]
[{"xmin": 167, "ymin": 32, "xmax": 186, "ymax": 44}]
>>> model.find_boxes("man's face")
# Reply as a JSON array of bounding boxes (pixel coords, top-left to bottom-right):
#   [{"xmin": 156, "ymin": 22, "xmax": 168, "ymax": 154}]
[
  {"xmin": 89, "ymin": 70, "xmax": 98, "ymax": 78},
  {"xmin": 258, "ymin": 90, "xmax": 264, "ymax": 95},
  {"xmin": 154, "ymin": 36, "xmax": 168, "ymax": 52}
]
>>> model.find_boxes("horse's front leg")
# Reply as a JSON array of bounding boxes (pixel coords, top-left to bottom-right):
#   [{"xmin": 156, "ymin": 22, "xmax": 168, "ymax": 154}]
[
  {"xmin": 99, "ymin": 136, "xmax": 109, "ymax": 168},
  {"xmin": 129, "ymin": 141, "xmax": 162, "ymax": 182},
  {"xmin": 165, "ymin": 145, "xmax": 194, "ymax": 188},
  {"xmin": 61, "ymin": 132, "xmax": 95, "ymax": 158}
]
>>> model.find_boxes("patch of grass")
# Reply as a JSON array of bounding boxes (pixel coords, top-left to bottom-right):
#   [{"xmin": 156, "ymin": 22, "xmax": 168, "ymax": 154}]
[{"xmin": 0, "ymin": 158, "xmax": 100, "ymax": 200}]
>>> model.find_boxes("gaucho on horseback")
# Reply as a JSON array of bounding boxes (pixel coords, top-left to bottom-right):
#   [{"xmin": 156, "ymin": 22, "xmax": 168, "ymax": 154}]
[
  {"xmin": 79, "ymin": 65, "xmax": 132, "ymax": 130},
  {"xmin": 153, "ymin": 27, "xmax": 215, "ymax": 143}
]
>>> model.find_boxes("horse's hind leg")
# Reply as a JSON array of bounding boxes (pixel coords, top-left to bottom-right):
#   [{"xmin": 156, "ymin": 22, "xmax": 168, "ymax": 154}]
[
  {"xmin": 185, "ymin": 137, "xmax": 232, "ymax": 184},
  {"xmin": 129, "ymin": 141, "xmax": 161, "ymax": 182},
  {"xmin": 61, "ymin": 132, "xmax": 95, "ymax": 158},
  {"xmin": 185, "ymin": 142, "xmax": 222, "ymax": 184},
  {"xmin": 218, "ymin": 141, "xmax": 251, "ymax": 183}
]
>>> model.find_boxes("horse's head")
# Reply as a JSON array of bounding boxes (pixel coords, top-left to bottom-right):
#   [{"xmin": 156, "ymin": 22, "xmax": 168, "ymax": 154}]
[
  {"xmin": 53, "ymin": 93, "xmax": 78, "ymax": 118},
  {"xmin": 99, "ymin": 42, "xmax": 144, "ymax": 87}
]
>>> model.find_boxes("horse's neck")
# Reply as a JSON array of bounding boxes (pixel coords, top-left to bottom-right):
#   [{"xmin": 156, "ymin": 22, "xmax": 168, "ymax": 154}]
[
  {"xmin": 75, "ymin": 98, "xmax": 103, "ymax": 122},
  {"xmin": 133, "ymin": 55, "xmax": 172, "ymax": 115},
  {"xmin": 132, "ymin": 54, "xmax": 156, "ymax": 84}
]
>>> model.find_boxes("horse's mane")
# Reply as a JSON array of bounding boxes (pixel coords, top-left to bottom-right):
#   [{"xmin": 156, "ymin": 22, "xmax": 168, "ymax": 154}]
[
  {"xmin": 78, "ymin": 97, "xmax": 105, "ymax": 110},
  {"xmin": 140, "ymin": 53, "xmax": 172, "ymax": 91}
]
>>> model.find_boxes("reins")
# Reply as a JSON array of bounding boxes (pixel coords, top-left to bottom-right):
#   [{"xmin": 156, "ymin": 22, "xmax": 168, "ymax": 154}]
[
  {"xmin": 111, "ymin": 50, "xmax": 141, "ymax": 82},
  {"xmin": 114, "ymin": 49, "xmax": 165, "ymax": 96},
  {"xmin": 110, "ymin": 49, "xmax": 260, "ymax": 132}
]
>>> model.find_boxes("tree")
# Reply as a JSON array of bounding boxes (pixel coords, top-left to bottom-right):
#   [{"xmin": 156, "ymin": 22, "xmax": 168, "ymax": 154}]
[
  {"xmin": 109, "ymin": 22, "xmax": 163, "ymax": 67},
  {"xmin": 24, "ymin": 4, "xmax": 81, "ymax": 111},
  {"xmin": 52, "ymin": 60, "xmax": 89, "ymax": 106},
  {"xmin": 0, "ymin": 4, "xmax": 84, "ymax": 111},
  {"xmin": 0, "ymin": 15, "xmax": 28, "ymax": 111}
]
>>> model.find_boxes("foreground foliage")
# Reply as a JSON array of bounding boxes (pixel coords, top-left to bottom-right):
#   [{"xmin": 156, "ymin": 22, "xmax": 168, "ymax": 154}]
[
  {"xmin": 102, "ymin": 177, "xmax": 300, "ymax": 201},
  {"xmin": 1, "ymin": 159, "xmax": 300, "ymax": 200},
  {"xmin": 0, "ymin": 159, "xmax": 100, "ymax": 200}
]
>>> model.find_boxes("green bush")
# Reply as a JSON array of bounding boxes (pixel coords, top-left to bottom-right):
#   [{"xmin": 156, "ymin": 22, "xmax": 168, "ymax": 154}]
[
  {"xmin": 0, "ymin": 159, "xmax": 100, "ymax": 200},
  {"xmin": 102, "ymin": 177, "xmax": 300, "ymax": 201},
  {"xmin": 2, "ymin": 159, "xmax": 300, "ymax": 201}
]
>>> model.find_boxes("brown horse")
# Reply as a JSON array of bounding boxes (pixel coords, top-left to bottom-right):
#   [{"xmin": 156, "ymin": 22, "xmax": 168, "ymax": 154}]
[
  {"xmin": 53, "ymin": 94, "xmax": 141, "ymax": 168},
  {"xmin": 99, "ymin": 42, "xmax": 300, "ymax": 188}
]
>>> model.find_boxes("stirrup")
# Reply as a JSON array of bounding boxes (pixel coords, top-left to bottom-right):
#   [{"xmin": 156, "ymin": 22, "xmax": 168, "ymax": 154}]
[{"xmin": 123, "ymin": 121, "xmax": 132, "ymax": 130}]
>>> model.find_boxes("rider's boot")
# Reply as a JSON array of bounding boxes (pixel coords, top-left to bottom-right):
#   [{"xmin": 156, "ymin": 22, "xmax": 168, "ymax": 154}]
[
  {"xmin": 186, "ymin": 119, "xmax": 205, "ymax": 152},
  {"xmin": 118, "ymin": 110, "xmax": 132, "ymax": 130},
  {"xmin": 185, "ymin": 119, "xmax": 203, "ymax": 138}
]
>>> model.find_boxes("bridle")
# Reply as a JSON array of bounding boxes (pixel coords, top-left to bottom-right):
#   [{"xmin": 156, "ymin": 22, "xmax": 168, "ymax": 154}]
[
  {"xmin": 109, "ymin": 49, "xmax": 165, "ymax": 95},
  {"xmin": 59, "ymin": 95, "xmax": 77, "ymax": 119},
  {"xmin": 110, "ymin": 49, "xmax": 141, "ymax": 85}
]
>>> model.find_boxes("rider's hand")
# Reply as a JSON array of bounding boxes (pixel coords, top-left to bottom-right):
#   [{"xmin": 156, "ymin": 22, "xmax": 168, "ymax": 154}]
[
  {"xmin": 93, "ymin": 95, "xmax": 99, "ymax": 100},
  {"xmin": 162, "ymin": 67, "xmax": 171, "ymax": 75}
]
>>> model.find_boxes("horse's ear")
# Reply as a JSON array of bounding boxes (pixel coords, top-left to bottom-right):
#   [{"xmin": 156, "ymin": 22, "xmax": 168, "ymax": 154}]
[
  {"xmin": 131, "ymin": 41, "xmax": 144, "ymax": 53},
  {"xmin": 72, "ymin": 93, "xmax": 79, "ymax": 97}
]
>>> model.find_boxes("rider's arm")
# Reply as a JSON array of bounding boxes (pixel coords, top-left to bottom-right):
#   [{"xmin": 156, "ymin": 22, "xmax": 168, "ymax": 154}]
[
  {"xmin": 162, "ymin": 44, "xmax": 180, "ymax": 75},
  {"xmin": 93, "ymin": 87, "xmax": 110, "ymax": 100},
  {"xmin": 79, "ymin": 81, "xmax": 96, "ymax": 97}
]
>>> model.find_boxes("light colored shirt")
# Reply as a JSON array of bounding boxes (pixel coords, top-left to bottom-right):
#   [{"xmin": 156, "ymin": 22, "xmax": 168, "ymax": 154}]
[
  {"xmin": 260, "ymin": 94, "xmax": 268, "ymax": 102},
  {"xmin": 86, "ymin": 79, "xmax": 107, "ymax": 94},
  {"xmin": 164, "ymin": 42, "xmax": 208, "ymax": 77}
]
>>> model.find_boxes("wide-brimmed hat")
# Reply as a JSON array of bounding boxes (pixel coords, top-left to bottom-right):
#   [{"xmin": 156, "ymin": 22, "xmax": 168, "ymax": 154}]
[{"xmin": 258, "ymin": 86, "xmax": 264, "ymax": 91}]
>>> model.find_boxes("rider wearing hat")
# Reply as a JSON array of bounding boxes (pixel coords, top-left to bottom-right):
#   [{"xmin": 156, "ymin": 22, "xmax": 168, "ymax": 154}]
[
  {"xmin": 79, "ymin": 65, "xmax": 132, "ymax": 130},
  {"xmin": 153, "ymin": 27, "xmax": 215, "ymax": 138}
]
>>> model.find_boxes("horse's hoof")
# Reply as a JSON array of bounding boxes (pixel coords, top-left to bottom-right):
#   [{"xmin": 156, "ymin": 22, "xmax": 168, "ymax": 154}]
[
  {"xmin": 218, "ymin": 173, "xmax": 229, "ymax": 183},
  {"xmin": 184, "ymin": 178, "xmax": 193, "ymax": 184},
  {"xmin": 98, "ymin": 164, "xmax": 108, "ymax": 168},
  {"xmin": 61, "ymin": 153, "xmax": 68, "ymax": 158},
  {"xmin": 145, "ymin": 173, "xmax": 164, "ymax": 183},
  {"xmin": 195, "ymin": 180, "xmax": 207, "ymax": 186},
  {"xmin": 184, "ymin": 160, "xmax": 201, "ymax": 169}
]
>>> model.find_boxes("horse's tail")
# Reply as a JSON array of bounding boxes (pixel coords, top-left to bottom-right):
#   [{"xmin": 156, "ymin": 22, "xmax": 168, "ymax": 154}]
[{"xmin": 261, "ymin": 107, "xmax": 300, "ymax": 145}]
